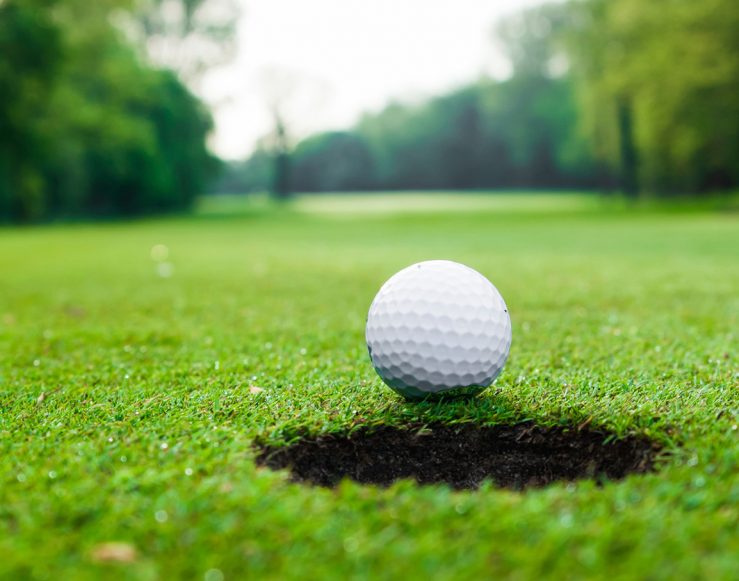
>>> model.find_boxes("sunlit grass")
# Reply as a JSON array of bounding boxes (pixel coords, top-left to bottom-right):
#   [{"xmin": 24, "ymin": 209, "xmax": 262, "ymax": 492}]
[
  {"xmin": 290, "ymin": 191, "xmax": 599, "ymax": 216},
  {"xmin": 197, "ymin": 190, "xmax": 739, "ymax": 219},
  {"xmin": 0, "ymin": 194, "xmax": 737, "ymax": 579}
]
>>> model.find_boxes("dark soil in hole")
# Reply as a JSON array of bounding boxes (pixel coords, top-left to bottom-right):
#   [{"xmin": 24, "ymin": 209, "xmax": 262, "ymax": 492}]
[{"xmin": 255, "ymin": 422, "xmax": 660, "ymax": 490}]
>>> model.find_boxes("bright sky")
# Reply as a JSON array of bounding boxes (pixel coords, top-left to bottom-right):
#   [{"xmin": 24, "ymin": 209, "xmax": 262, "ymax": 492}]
[{"xmin": 202, "ymin": 0, "xmax": 543, "ymax": 159}]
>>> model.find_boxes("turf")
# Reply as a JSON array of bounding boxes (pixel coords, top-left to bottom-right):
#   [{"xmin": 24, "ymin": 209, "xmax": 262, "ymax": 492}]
[{"xmin": 0, "ymin": 193, "xmax": 737, "ymax": 580}]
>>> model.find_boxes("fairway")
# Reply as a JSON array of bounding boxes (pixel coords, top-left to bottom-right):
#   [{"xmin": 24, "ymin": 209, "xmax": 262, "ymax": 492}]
[{"xmin": 0, "ymin": 194, "xmax": 737, "ymax": 579}]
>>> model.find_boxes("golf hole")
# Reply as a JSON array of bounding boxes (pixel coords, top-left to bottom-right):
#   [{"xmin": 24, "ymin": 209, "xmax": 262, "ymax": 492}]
[{"xmin": 255, "ymin": 423, "xmax": 661, "ymax": 490}]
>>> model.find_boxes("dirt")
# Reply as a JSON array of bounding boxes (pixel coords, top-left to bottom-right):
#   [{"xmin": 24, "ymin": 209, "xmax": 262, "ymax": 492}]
[{"xmin": 255, "ymin": 422, "xmax": 661, "ymax": 490}]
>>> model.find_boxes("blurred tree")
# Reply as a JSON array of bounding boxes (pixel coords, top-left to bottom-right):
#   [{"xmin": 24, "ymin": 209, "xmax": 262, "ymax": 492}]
[
  {"xmin": 279, "ymin": 74, "xmax": 596, "ymax": 194},
  {"xmin": 225, "ymin": 0, "xmax": 737, "ymax": 197},
  {"xmin": 209, "ymin": 148, "xmax": 272, "ymax": 195},
  {"xmin": 492, "ymin": 3, "xmax": 601, "ymax": 189},
  {"xmin": 494, "ymin": 2, "xmax": 570, "ymax": 79},
  {"xmin": 0, "ymin": 0, "xmax": 63, "ymax": 220},
  {"xmin": 257, "ymin": 68, "xmax": 329, "ymax": 199},
  {"xmin": 291, "ymin": 132, "xmax": 375, "ymax": 192},
  {"xmin": 0, "ymin": 0, "xmax": 217, "ymax": 222},
  {"xmin": 270, "ymin": 112, "xmax": 291, "ymax": 200},
  {"xmin": 259, "ymin": 1, "xmax": 598, "ymax": 195},
  {"xmin": 129, "ymin": 0, "xmax": 239, "ymax": 85},
  {"xmin": 483, "ymin": 76, "xmax": 593, "ymax": 188},
  {"xmin": 566, "ymin": 0, "xmax": 739, "ymax": 194}
]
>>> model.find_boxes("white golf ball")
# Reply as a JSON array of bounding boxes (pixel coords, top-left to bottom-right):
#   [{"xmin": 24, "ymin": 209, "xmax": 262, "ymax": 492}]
[{"xmin": 366, "ymin": 260, "xmax": 512, "ymax": 399}]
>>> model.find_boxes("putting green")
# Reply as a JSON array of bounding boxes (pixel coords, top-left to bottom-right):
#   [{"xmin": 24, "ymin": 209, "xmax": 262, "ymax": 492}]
[{"xmin": 0, "ymin": 193, "xmax": 736, "ymax": 579}]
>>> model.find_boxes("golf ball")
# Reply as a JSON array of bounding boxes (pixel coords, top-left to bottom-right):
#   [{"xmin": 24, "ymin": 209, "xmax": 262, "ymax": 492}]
[{"xmin": 366, "ymin": 260, "xmax": 511, "ymax": 399}]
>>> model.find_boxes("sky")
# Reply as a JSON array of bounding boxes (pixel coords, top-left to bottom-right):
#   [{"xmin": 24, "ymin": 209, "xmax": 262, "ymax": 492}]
[{"xmin": 202, "ymin": 0, "xmax": 544, "ymax": 160}]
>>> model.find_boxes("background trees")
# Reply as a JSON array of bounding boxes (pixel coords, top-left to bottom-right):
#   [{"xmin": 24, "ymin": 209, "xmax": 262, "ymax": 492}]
[
  {"xmin": 2, "ymin": 0, "xmax": 736, "ymax": 219},
  {"xmin": 0, "ymin": 0, "xmax": 222, "ymax": 222},
  {"xmin": 227, "ymin": 0, "xmax": 737, "ymax": 198},
  {"xmin": 566, "ymin": 0, "xmax": 739, "ymax": 195},
  {"xmin": 225, "ymin": 2, "xmax": 597, "ymax": 196},
  {"xmin": 131, "ymin": 0, "xmax": 240, "ymax": 85}
]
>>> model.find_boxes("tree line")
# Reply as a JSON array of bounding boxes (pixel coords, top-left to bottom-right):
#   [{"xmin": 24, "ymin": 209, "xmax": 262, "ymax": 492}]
[
  {"xmin": 219, "ymin": 0, "xmax": 738, "ymax": 198},
  {"xmin": 0, "ymin": 0, "xmax": 236, "ymax": 223},
  {"xmin": 3, "ymin": 0, "xmax": 736, "ymax": 223}
]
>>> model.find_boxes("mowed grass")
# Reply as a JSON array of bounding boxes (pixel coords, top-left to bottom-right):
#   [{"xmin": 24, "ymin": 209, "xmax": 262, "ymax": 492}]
[{"xmin": 0, "ymin": 193, "xmax": 737, "ymax": 580}]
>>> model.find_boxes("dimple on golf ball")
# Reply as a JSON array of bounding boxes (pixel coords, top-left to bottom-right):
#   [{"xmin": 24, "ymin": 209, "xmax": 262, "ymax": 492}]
[{"xmin": 365, "ymin": 260, "xmax": 512, "ymax": 399}]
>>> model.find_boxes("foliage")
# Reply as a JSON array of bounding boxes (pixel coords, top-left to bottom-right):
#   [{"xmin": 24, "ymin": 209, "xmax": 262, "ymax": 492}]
[
  {"xmin": 223, "ymin": 77, "xmax": 600, "ymax": 196},
  {"xmin": 231, "ymin": 2, "xmax": 602, "ymax": 197},
  {"xmin": 494, "ymin": 2, "xmax": 570, "ymax": 80},
  {"xmin": 131, "ymin": 0, "xmax": 240, "ymax": 84},
  {"xmin": 0, "ymin": 0, "xmax": 63, "ymax": 220},
  {"xmin": 566, "ymin": 0, "xmax": 739, "ymax": 194},
  {"xmin": 357, "ymin": 79, "xmax": 598, "ymax": 191},
  {"xmin": 231, "ymin": 0, "xmax": 738, "ymax": 198},
  {"xmin": 0, "ymin": 0, "xmax": 218, "ymax": 223},
  {"xmin": 0, "ymin": 195, "xmax": 737, "ymax": 577},
  {"xmin": 209, "ymin": 151, "xmax": 273, "ymax": 195},
  {"xmin": 292, "ymin": 132, "xmax": 376, "ymax": 192}
]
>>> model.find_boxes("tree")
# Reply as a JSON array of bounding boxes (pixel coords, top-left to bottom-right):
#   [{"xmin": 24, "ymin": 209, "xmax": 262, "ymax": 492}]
[
  {"xmin": 494, "ymin": 3, "xmax": 571, "ymax": 80},
  {"xmin": 129, "ymin": 0, "xmax": 240, "ymax": 85},
  {"xmin": 331, "ymin": 78, "xmax": 595, "ymax": 192},
  {"xmin": 493, "ymin": 3, "xmax": 600, "ymax": 189},
  {"xmin": 232, "ymin": 0, "xmax": 738, "ymax": 197},
  {"xmin": 291, "ymin": 132, "xmax": 375, "ymax": 192},
  {"xmin": 0, "ymin": 0, "xmax": 218, "ymax": 222},
  {"xmin": 209, "ymin": 149, "xmax": 272, "ymax": 195},
  {"xmin": 0, "ymin": 0, "xmax": 64, "ymax": 220},
  {"xmin": 566, "ymin": 0, "xmax": 739, "ymax": 195},
  {"xmin": 232, "ymin": 71, "xmax": 601, "ymax": 194},
  {"xmin": 257, "ymin": 68, "xmax": 329, "ymax": 199}
]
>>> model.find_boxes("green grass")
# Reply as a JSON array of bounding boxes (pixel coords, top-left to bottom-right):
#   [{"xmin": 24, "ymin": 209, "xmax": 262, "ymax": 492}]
[{"xmin": 1, "ymin": 193, "xmax": 737, "ymax": 580}]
